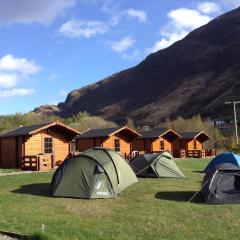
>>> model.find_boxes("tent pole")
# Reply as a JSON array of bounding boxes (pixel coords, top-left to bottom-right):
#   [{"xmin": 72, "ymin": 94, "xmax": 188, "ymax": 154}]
[
  {"xmin": 135, "ymin": 161, "xmax": 157, "ymax": 175},
  {"xmin": 188, "ymin": 180, "xmax": 209, "ymax": 203}
]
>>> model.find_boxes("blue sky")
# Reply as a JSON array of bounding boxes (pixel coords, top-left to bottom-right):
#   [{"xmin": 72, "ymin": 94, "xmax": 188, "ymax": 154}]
[{"xmin": 0, "ymin": 0, "xmax": 239, "ymax": 115}]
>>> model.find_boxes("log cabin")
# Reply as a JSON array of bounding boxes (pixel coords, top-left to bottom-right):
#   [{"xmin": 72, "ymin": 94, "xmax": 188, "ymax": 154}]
[
  {"xmin": 0, "ymin": 121, "xmax": 80, "ymax": 171},
  {"xmin": 132, "ymin": 128, "xmax": 181, "ymax": 155},
  {"xmin": 172, "ymin": 131, "xmax": 212, "ymax": 158},
  {"xmin": 76, "ymin": 126, "xmax": 141, "ymax": 159}
]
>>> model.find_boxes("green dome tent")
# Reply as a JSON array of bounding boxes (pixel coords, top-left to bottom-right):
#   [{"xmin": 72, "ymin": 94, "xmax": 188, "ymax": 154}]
[
  {"xmin": 51, "ymin": 147, "xmax": 138, "ymax": 199},
  {"xmin": 130, "ymin": 152, "xmax": 185, "ymax": 178}
]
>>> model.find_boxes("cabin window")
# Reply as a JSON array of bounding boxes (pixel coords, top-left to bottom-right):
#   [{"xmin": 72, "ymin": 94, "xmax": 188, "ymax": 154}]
[
  {"xmin": 193, "ymin": 140, "xmax": 197, "ymax": 150},
  {"xmin": 114, "ymin": 139, "xmax": 120, "ymax": 152},
  {"xmin": 44, "ymin": 137, "xmax": 53, "ymax": 154},
  {"xmin": 160, "ymin": 140, "xmax": 165, "ymax": 150},
  {"xmin": 71, "ymin": 138, "xmax": 76, "ymax": 153}
]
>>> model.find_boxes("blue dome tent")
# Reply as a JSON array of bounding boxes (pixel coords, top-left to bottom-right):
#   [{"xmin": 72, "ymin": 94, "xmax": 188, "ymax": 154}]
[{"xmin": 205, "ymin": 152, "xmax": 240, "ymax": 172}]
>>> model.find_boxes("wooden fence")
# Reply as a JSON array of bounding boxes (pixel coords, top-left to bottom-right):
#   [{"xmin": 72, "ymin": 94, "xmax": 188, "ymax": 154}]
[
  {"xmin": 22, "ymin": 154, "xmax": 54, "ymax": 171},
  {"xmin": 178, "ymin": 149, "xmax": 216, "ymax": 158}
]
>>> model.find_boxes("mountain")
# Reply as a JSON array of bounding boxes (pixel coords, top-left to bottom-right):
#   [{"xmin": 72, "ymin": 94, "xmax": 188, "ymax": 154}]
[{"xmin": 35, "ymin": 7, "xmax": 240, "ymax": 126}]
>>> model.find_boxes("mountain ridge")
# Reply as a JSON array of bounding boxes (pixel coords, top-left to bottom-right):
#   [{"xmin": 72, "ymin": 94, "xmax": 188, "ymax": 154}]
[{"xmin": 34, "ymin": 7, "xmax": 240, "ymax": 126}]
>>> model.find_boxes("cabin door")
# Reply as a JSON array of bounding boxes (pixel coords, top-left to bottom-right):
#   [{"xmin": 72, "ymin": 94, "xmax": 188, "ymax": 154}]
[{"xmin": 43, "ymin": 137, "xmax": 55, "ymax": 168}]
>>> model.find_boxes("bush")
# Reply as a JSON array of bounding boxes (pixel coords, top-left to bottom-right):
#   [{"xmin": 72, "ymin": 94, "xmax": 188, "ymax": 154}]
[
  {"xmin": 159, "ymin": 115, "xmax": 227, "ymax": 150},
  {"xmin": 0, "ymin": 112, "xmax": 117, "ymax": 134}
]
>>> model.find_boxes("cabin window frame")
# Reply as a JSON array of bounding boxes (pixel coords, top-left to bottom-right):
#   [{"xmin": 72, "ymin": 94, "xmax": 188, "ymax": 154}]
[
  {"xmin": 193, "ymin": 139, "xmax": 197, "ymax": 150},
  {"xmin": 114, "ymin": 138, "xmax": 120, "ymax": 152},
  {"xmin": 160, "ymin": 140, "xmax": 165, "ymax": 150},
  {"xmin": 70, "ymin": 138, "xmax": 76, "ymax": 153},
  {"xmin": 44, "ymin": 137, "xmax": 53, "ymax": 154}
]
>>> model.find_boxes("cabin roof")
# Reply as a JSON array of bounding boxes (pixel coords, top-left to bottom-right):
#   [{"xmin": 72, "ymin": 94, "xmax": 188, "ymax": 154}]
[
  {"xmin": 79, "ymin": 126, "xmax": 141, "ymax": 139},
  {"xmin": 180, "ymin": 131, "xmax": 211, "ymax": 141},
  {"xmin": 0, "ymin": 121, "xmax": 80, "ymax": 138},
  {"xmin": 140, "ymin": 128, "xmax": 181, "ymax": 139}
]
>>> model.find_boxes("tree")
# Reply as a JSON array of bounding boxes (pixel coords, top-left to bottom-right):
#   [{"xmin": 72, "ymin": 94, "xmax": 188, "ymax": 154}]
[{"xmin": 126, "ymin": 117, "xmax": 136, "ymax": 130}]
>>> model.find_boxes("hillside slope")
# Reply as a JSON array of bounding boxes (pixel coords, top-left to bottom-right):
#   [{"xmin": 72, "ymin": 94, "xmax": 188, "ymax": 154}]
[{"xmin": 35, "ymin": 7, "xmax": 240, "ymax": 125}]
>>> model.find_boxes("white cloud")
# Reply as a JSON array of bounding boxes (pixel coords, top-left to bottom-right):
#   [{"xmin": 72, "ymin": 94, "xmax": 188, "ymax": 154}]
[
  {"xmin": 0, "ymin": 54, "xmax": 41, "ymax": 74},
  {"xmin": 0, "ymin": 74, "xmax": 17, "ymax": 88},
  {"xmin": 146, "ymin": 31, "xmax": 188, "ymax": 54},
  {"xmin": 0, "ymin": 88, "xmax": 35, "ymax": 98},
  {"xmin": 108, "ymin": 36, "xmax": 135, "ymax": 53},
  {"xmin": 167, "ymin": 8, "xmax": 211, "ymax": 30},
  {"xmin": 0, "ymin": 55, "xmax": 41, "ymax": 94},
  {"xmin": 59, "ymin": 19, "xmax": 109, "ymax": 38},
  {"xmin": 100, "ymin": 0, "xmax": 116, "ymax": 13},
  {"xmin": 126, "ymin": 9, "xmax": 147, "ymax": 23},
  {"xmin": 0, "ymin": 0, "xmax": 76, "ymax": 26},
  {"xmin": 146, "ymin": 7, "xmax": 212, "ymax": 54},
  {"xmin": 198, "ymin": 2, "xmax": 221, "ymax": 14}
]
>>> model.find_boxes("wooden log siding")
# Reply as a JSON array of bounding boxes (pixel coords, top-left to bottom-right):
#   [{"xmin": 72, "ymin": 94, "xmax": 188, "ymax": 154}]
[
  {"xmin": 103, "ymin": 135, "xmax": 131, "ymax": 158},
  {"xmin": 77, "ymin": 138, "xmax": 96, "ymax": 152},
  {"xmin": 187, "ymin": 139, "xmax": 203, "ymax": 150},
  {"xmin": 152, "ymin": 137, "xmax": 172, "ymax": 153},
  {"xmin": 132, "ymin": 138, "xmax": 145, "ymax": 152},
  {"xmin": 25, "ymin": 133, "xmax": 42, "ymax": 156},
  {"xmin": 77, "ymin": 134, "xmax": 134, "ymax": 158},
  {"xmin": 132, "ymin": 139, "xmax": 152, "ymax": 153},
  {"xmin": 173, "ymin": 138, "xmax": 208, "ymax": 158},
  {"xmin": 47, "ymin": 131, "xmax": 70, "ymax": 165},
  {"xmin": 132, "ymin": 137, "xmax": 173, "ymax": 154},
  {"xmin": 0, "ymin": 122, "xmax": 79, "ymax": 169},
  {"xmin": 75, "ymin": 127, "xmax": 141, "ymax": 158},
  {"xmin": 0, "ymin": 137, "xmax": 17, "ymax": 168},
  {"xmin": 24, "ymin": 130, "xmax": 71, "ymax": 166},
  {"xmin": 16, "ymin": 137, "xmax": 24, "ymax": 168}
]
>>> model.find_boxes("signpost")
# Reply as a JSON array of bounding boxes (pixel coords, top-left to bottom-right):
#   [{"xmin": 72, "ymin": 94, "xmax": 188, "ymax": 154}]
[{"xmin": 225, "ymin": 101, "xmax": 240, "ymax": 145}]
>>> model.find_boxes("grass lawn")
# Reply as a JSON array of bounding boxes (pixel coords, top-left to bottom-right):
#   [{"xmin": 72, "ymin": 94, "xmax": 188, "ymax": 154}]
[
  {"xmin": 0, "ymin": 168, "xmax": 21, "ymax": 174},
  {"xmin": 0, "ymin": 158, "xmax": 240, "ymax": 240}
]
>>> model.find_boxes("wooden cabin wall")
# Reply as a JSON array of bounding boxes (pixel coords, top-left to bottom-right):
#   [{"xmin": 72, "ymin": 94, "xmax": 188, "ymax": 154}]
[
  {"xmin": 103, "ymin": 135, "xmax": 131, "ymax": 157},
  {"xmin": 95, "ymin": 138, "xmax": 103, "ymax": 147},
  {"xmin": 132, "ymin": 138, "xmax": 153, "ymax": 153},
  {"xmin": 25, "ymin": 133, "xmax": 42, "ymax": 155},
  {"xmin": 76, "ymin": 138, "xmax": 104, "ymax": 152},
  {"xmin": 0, "ymin": 137, "xmax": 17, "ymax": 168},
  {"xmin": 77, "ymin": 138, "xmax": 95, "ymax": 152},
  {"xmin": 16, "ymin": 137, "xmax": 24, "ymax": 168},
  {"xmin": 24, "ymin": 130, "xmax": 71, "ymax": 165},
  {"xmin": 152, "ymin": 137, "xmax": 172, "ymax": 153},
  {"xmin": 132, "ymin": 138, "xmax": 145, "ymax": 152},
  {"xmin": 144, "ymin": 139, "xmax": 152, "ymax": 153},
  {"xmin": 187, "ymin": 139, "xmax": 203, "ymax": 150},
  {"xmin": 172, "ymin": 140, "xmax": 187, "ymax": 150},
  {"xmin": 43, "ymin": 131, "xmax": 70, "ymax": 165},
  {"xmin": 172, "ymin": 140, "xmax": 181, "ymax": 157}
]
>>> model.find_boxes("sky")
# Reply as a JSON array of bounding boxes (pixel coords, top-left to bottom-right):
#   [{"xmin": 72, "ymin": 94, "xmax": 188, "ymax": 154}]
[{"xmin": 0, "ymin": 0, "xmax": 239, "ymax": 115}]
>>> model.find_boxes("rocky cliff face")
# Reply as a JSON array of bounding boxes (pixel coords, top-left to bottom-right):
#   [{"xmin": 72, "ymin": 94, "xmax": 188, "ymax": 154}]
[{"xmin": 35, "ymin": 7, "xmax": 240, "ymax": 126}]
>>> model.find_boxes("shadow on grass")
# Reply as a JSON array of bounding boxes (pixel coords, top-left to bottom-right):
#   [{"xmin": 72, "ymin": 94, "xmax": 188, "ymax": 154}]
[
  {"xmin": 192, "ymin": 170, "xmax": 204, "ymax": 173},
  {"xmin": 11, "ymin": 183, "xmax": 51, "ymax": 197},
  {"xmin": 155, "ymin": 191, "xmax": 204, "ymax": 203},
  {"xmin": 0, "ymin": 230, "xmax": 49, "ymax": 240}
]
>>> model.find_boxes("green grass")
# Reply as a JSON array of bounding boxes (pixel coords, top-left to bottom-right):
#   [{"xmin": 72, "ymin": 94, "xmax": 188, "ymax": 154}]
[
  {"xmin": 0, "ymin": 168, "xmax": 21, "ymax": 173},
  {"xmin": 0, "ymin": 158, "xmax": 240, "ymax": 240}
]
